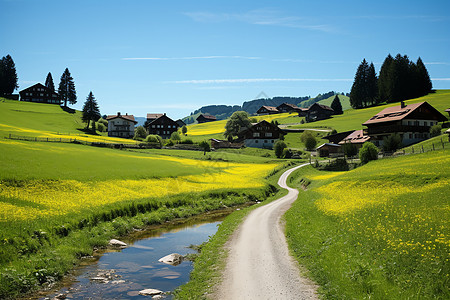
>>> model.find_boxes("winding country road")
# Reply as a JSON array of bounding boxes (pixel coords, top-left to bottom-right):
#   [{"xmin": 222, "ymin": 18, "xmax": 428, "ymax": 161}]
[{"xmin": 216, "ymin": 163, "xmax": 318, "ymax": 299}]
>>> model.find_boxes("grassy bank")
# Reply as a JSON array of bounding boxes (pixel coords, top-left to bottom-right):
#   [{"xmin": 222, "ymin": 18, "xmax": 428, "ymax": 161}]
[
  {"xmin": 174, "ymin": 162, "xmax": 297, "ymax": 299},
  {"xmin": 285, "ymin": 150, "xmax": 449, "ymax": 299}
]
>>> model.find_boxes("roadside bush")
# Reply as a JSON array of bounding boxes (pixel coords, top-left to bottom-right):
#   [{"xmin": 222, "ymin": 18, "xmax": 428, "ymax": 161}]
[
  {"xmin": 382, "ymin": 133, "xmax": 402, "ymax": 152},
  {"xmin": 134, "ymin": 126, "xmax": 148, "ymax": 140},
  {"xmin": 359, "ymin": 142, "xmax": 379, "ymax": 164},
  {"xmin": 170, "ymin": 131, "xmax": 181, "ymax": 141},
  {"xmin": 145, "ymin": 134, "xmax": 163, "ymax": 147},
  {"xmin": 274, "ymin": 140, "xmax": 287, "ymax": 158},
  {"xmin": 318, "ymin": 158, "xmax": 349, "ymax": 171},
  {"xmin": 430, "ymin": 124, "xmax": 442, "ymax": 137}
]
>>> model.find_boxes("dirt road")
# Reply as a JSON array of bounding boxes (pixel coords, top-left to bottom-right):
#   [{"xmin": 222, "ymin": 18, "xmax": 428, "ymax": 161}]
[{"xmin": 216, "ymin": 163, "xmax": 318, "ymax": 299}]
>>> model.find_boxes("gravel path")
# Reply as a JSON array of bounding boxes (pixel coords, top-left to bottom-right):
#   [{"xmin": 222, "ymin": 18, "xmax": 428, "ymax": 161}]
[{"xmin": 216, "ymin": 163, "xmax": 318, "ymax": 299}]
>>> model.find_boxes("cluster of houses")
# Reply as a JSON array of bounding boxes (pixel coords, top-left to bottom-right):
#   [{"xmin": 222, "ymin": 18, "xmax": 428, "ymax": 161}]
[
  {"xmin": 257, "ymin": 102, "xmax": 334, "ymax": 122},
  {"xmin": 16, "ymin": 83, "xmax": 450, "ymax": 153},
  {"xmin": 317, "ymin": 101, "xmax": 448, "ymax": 156}
]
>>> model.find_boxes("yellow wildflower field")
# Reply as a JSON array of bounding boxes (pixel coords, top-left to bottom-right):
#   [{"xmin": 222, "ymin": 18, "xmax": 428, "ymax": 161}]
[{"xmin": 0, "ymin": 160, "xmax": 278, "ymax": 222}]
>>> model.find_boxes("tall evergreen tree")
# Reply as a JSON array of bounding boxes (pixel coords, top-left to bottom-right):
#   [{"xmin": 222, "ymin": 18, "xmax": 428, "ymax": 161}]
[
  {"xmin": 367, "ymin": 63, "xmax": 378, "ymax": 106},
  {"xmin": 0, "ymin": 55, "xmax": 19, "ymax": 96},
  {"xmin": 82, "ymin": 91, "xmax": 101, "ymax": 129},
  {"xmin": 350, "ymin": 59, "xmax": 371, "ymax": 109},
  {"xmin": 330, "ymin": 95, "xmax": 343, "ymax": 114},
  {"xmin": 416, "ymin": 57, "xmax": 432, "ymax": 96},
  {"xmin": 378, "ymin": 54, "xmax": 394, "ymax": 103},
  {"xmin": 45, "ymin": 72, "xmax": 55, "ymax": 93},
  {"xmin": 390, "ymin": 54, "xmax": 411, "ymax": 103},
  {"xmin": 58, "ymin": 68, "xmax": 77, "ymax": 106}
]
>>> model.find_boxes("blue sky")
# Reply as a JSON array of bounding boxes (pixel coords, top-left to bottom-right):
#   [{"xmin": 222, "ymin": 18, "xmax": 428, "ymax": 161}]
[{"xmin": 1, "ymin": 0, "xmax": 449, "ymax": 119}]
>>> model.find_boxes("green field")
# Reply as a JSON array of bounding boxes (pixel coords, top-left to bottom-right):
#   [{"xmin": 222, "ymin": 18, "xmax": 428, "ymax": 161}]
[{"xmin": 285, "ymin": 150, "xmax": 450, "ymax": 299}]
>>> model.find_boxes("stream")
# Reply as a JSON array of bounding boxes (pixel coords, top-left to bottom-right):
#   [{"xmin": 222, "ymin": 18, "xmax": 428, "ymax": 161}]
[{"xmin": 37, "ymin": 210, "xmax": 236, "ymax": 300}]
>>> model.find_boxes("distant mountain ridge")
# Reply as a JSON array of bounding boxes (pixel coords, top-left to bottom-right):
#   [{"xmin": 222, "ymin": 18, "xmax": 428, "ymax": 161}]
[{"xmin": 183, "ymin": 92, "xmax": 347, "ymax": 124}]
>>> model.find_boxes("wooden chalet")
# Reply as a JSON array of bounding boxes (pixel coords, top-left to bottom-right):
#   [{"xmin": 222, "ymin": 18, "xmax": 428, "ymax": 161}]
[
  {"xmin": 276, "ymin": 103, "xmax": 298, "ymax": 113},
  {"xmin": 316, "ymin": 143, "xmax": 342, "ymax": 157},
  {"xmin": 362, "ymin": 101, "xmax": 447, "ymax": 147},
  {"xmin": 145, "ymin": 113, "xmax": 179, "ymax": 139},
  {"xmin": 322, "ymin": 130, "xmax": 355, "ymax": 144},
  {"xmin": 296, "ymin": 107, "xmax": 308, "ymax": 117},
  {"xmin": 257, "ymin": 105, "xmax": 279, "ymax": 115},
  {"xmin": 196, "ymin": 114, "xmax": 217, "ymax": 123},
  {"xmin": 106, "ymin": 112, "xmax": 137, "ymax": 138},
  {"xmin": 305, "ymin": 103, "xmax": 334, "ymax": 122},
  {"xmin": 238, "ymin": 120, "xmax": 283, "ymax": 149},
  {"xmin": 19, "ymin": 83, "xmax": 60, "ymax": 105},
  {"xmin": 338, "ymin": 130, "xmax": 371, "ymax": 150}
]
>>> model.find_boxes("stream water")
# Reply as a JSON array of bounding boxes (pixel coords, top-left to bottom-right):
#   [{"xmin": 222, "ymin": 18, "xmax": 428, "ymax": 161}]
[{"xmin": 38, "ymin": 211, "xmax": 233, "ymax": 300}]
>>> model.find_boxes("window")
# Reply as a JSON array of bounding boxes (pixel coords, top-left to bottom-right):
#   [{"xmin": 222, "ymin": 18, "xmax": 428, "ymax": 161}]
[
  {"xmin": 152, "ymin": 125, "xmax": 155, "ymax": 128},
  {"xmin": 266, "ymin": 132, "xmax": 272, "ymax": 137},
  {"xmin": 253, "ymin": 132, "xmax": 260, "ymax": 138}
]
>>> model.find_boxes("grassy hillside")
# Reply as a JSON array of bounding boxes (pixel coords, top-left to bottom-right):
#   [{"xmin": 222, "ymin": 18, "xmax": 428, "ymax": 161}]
[
  {"xmin": 287, "ymin": 90, "xmax": 450, "ymax": 132},
  {"xmin": 286, "ymin": 150, "xmax": 449, "ymax": 299}
]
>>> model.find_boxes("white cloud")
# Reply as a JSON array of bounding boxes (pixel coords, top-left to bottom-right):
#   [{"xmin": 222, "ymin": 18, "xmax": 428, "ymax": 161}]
[
  {"xmin": 184, "ymin": 9, "xmax": 335, "ymax": 33},
  {"xmin": 122, "ymin": 56, "xmax": 261, "ymax": 61},
  {"xmin": 171, "ymin": 78, "xmax": 353, "ymax": 84}
]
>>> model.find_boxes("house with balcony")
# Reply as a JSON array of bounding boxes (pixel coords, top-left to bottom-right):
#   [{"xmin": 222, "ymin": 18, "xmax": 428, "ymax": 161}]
[
  {"xmin": 106, "ymin": 112, "xmax": 137, "ymax": 138},
  {"xmin": 362, "ymin": 101, "xmax": 447, "ymax": 147},
  {"xmin": 305, "ymin": 103, "xmax": 334, "ymax": 122},
  {"xmin": 276, "ymin": 103, "xmax": 298, "ymax": 113},
  {"xmin": 145, "ymin": 113, "xmax": 179, "ymax": 139},
  {"xmin": 238, "ymin": 120, "xmax": 283, "ymax": 149},
  {"xmin": 19, "ymin": 83, "xmax": 60, "ymax": 105}
]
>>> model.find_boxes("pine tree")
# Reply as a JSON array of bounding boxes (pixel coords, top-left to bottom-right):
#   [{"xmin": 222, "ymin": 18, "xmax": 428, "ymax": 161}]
[
  {"xmin": 82, "ymin": 91, "xmax": 101, "ymax": 129},
  {"xmin": 0, "ymin": 55, "xmax": 19, "ymax": 96},
  {"xmin": 350, "ymin": 59, "xmax": 369, "ymax": 109},
  {"xmin": 58, "ymin": 68, "xmax": 77, "ymax": 106},
  {"xmin": 330, "ymin": 95, "xmax": 343, "ymax": 114},
  {"xmin": 390, "ymin": 54, "xmax": 411, "ymax": 103},
  {"xmin": 367, "ymin": 63, "xmax": 378, "ymax": 106},
  {"xmin": 416, "ymin": 57, "xmax": 432, "ymax": 96},
  {"xmin": 378, "ymin": 54, "xmax": 394, "ymax": 103},
  {"xmin": 45, "ymin": 72, "xmax": 55, "ymax": 93}
]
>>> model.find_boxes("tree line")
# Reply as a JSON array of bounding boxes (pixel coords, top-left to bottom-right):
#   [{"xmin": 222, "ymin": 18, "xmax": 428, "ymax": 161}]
[{"xmin": 350, "ymin": 54, "xmax": 432, "ymax": 109}]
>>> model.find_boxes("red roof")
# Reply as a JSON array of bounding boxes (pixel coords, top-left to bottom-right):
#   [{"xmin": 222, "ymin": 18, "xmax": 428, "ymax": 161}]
[
  {"xmin": 106, "ymin": 113, "xmax": 137, "ymax": 123},
  {"xmin": 339, "ymin": 130, "xmax": 370, "ymax": 145},
  {"xmin": 362, "ymin": 101, "xmax": 447, "ymax": 125}
]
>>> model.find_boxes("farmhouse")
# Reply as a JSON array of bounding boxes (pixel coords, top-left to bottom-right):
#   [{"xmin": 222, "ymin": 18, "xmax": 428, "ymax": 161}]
[
  {"xmin": 257, "ymin": 106, "xmax": 279, "ymax": 115},
  {"xmin": 197, "ymin": 114, "xmax": 217, "ymax": 123},
  {"xmin": 338, "ymin": 130, "xmax": 371, "ymax": 150},
  {"xmin": 19, "ymin": 83, "xmax": 60, "ymax": 105},
  {"xmin": 296, "ymin": 107, "xmax": 308, "ymax": 117},
  {"xmin": 106, "ymin": 112, "xmax": 137, "ymax": 138},
  {"xmin": 145, "ymin": 113, "xmax": 179, "ymax": 139},
  {"xmin": 362, "ymin": 101, "xmax": 447, "ymax": 147},
  {"xmin": 323, "ymin": 130, "xmax": 355, "ymax": 144},
  {"xmin": 238, "ymin": 120, "xmax": 283, "ymax": 149},
  {"xmin": 316, "ymin": 143, "xmax": 342, "ymax": 157},
  {"xmin": 305, "ymin": 103, "xmax": 334, "ymax": 122},
  {"xmin": 276, "ymin": 103, "xmax": 298, "ymax": 113}
]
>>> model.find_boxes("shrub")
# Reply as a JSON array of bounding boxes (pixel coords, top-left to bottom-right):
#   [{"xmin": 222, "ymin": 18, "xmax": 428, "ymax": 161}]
[
  {"xmin": 145, "ymin": 135, "xmax": 163, "ymax": 147},
  {"xmin": 97, "ymin": 123, "xmax": 106, "ymax": 132},
  {"xmin": 318, "ymin": 158, "xmax": 349, "ymax": 171},
  {"xmin": 134, "ymin": 126, "xmax": 148, "ymax": 140},
  {"xmin": 359, "ymin": 142, "xmax": 379, "ymax": 164},
  {"xmin": 170, "ymin": 131, "xmax": 181, "ymax": 141},
  {"xmin": 430, "ymin": 124, "xmax": 442, "ymax": 137},
  {"xmin": 330, "ymin": 129, "xmax": 337, "ymax": 135},
  {"xmin": 382, "ymin": 133, "xmax": 402, "ymax": 152},
  {"xmin": 98, "ymin": 118, "xmax": 108, "ymax": 127},
  {"xmin": 165, "ymin": 140, "xmax": 174, "ymax": 146},
  {"xmin": 301, "ymin": 131, "xmax": 317, "ymax": 150},
  {"xmin": 282, "ymin": 148, "xmax": 293, "ymax": 159},
  {"xmin": 199, "ymin": 140, "xmax": 211, "ymax": 155},
  {"xmin": 274, "ymin": 140, "xmax": 287, "ymax": 158},
  {"xmin": 180, "ymin": 139, "xmax": 194, "ymax": 144},
  {"xmin": 342, "ymin": 143, "xmax": 358, "ymax": 157},
  {"xmin": 181, "ymin": 125, "xmax": 187, "ymax": 135}
]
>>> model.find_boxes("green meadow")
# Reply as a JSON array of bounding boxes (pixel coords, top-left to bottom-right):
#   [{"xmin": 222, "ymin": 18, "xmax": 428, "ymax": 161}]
[{"xmin": 285, "ymin": 150, "xmax": 450, "ymax": 299}]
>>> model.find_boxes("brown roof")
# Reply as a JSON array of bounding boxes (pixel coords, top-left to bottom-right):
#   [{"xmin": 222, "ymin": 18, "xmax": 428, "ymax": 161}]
[
  {"xmin": 147, "ymin": 113, "xmax": 164, "ymax": 120},
  {"xmin": 277, "ymin": 103, "xmax": 299, "ymax": 109},
  {"xmin": 339, "ymin": 130, "xmax": 370, "ymax": 145},
  {"xmin": 198, "ymin": 114, "xmax": 217, "ymax": 120},
  {"xmin": 106, "ymin": 113, "xmax": 137, "ymax": 123},
  {"xmin": 362, "ymin": 101, "xmax": 447, "ymax": 125},
  {"xmin": 259, "ymin": 105, "xmax": 279, "ymax": 112},
  {"xmin": 309, "ymin": 103, "xmax": 334, "ymax": 111}
]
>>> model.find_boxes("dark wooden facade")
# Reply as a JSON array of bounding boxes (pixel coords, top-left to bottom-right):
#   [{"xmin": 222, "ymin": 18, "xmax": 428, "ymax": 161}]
[
  {"xmin": 19, "ymin": 83, "xmax": 60, "ymax": 105},
  {"xmin": 257, "ymin": 106, "xmax": 279, "ymax": 115},
  {"xmin": 305, "ymin": 103, "xmax": 334, "ymax": 122},
  {"xmin": 196, "ymin": 114, "xmax": 217, "ymax": 123},
  {"xmin": 145, "ymin": 114, "xmax": 179, "ymax": 139},
  {"xmin": 239, "ymin": 120, "xmax": 283, "ymax": 149},
  {"xmin": 276, "ymin": 103, "xmax": 298, "ymax": 113}
]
